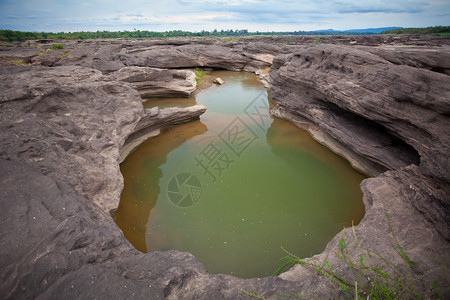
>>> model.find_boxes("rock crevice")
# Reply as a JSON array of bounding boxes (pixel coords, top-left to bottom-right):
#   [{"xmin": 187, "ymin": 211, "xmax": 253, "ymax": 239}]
[{"xmin": 1, "ymin": 37, "xmax": 449, "ymax": 299}]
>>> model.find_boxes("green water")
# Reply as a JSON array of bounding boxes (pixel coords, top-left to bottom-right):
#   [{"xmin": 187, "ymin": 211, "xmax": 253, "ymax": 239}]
[{"xmin": 115, "ymin": 71, "xmax": 366, "ymax": 278}]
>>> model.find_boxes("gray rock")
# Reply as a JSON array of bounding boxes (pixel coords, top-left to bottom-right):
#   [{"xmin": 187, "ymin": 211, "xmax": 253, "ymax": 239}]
[
  {"xmin": 362, "ymin": 45, "xmax": 450, "ymax": 75},
  {"xmin": 270, "ymin": 44, "xmax": 450, "ymax": 181},
  {"xmin": 281, "ymin": 165, "xmax": 450, "ymax": 298},
  {"xmin": 120, "ymin": 105, "xmax": 207, "ymax": 163},
  {"xmin": 0, "ymin": 65, "xmax": 143, "ymax": 212},
  {"xmin": 213, "ymin": 77, "xmax": 225, "ymax": 85},
  {"xmin": 110, "ymin": 66, "xmax": 196, "ymax": 98},
  {"xmin": 0, "ymin": 38, "xmax": 449, "ymax": 299}
]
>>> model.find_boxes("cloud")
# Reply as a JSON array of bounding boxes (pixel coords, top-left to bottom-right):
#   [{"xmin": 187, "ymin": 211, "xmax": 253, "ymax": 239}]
[{"xmin": 0, "ymin": 0, "xmax": 448, "ymax": 32}]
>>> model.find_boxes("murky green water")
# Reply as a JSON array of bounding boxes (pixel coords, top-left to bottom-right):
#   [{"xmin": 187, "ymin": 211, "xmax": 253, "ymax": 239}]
[{"xmin": 115, "ymin": 71, "xmax": 366, "ymax": 278}]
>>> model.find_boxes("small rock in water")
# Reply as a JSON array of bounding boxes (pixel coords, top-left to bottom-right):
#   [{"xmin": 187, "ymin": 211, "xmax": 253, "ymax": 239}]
[{"xmin": 214, "ymin": 77, "xmax": 225, "ymax": 85}]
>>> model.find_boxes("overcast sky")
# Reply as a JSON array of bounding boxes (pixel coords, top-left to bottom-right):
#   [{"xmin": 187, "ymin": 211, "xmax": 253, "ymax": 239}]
[{"xmin": 1, "ymin": 0, "xmax": 449, "ymax": 32}]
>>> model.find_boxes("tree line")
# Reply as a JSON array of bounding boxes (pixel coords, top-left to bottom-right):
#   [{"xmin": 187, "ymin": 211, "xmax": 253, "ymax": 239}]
[
  {"xmin": 1, "ymin": 26, "xmax": 449, "ymax": 42},
  {"xmin": 0, "ymin": 29, "xmax": 375, "ymax": 42},
  {"xmin": 381, "ymin": 26, "xmax": 450, "ymax": 35}
]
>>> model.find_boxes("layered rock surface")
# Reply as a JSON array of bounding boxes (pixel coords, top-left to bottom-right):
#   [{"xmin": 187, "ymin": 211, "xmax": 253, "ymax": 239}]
[
  {"xmin": 270, "ymin": 44, "xmax": 450, "ymax": 180},
  {"xmin": 0, "ymin": 64, "xmax": 327, "ymax": 300},
  {"xmin": 270, "ymin": 44, "xmax": 450, "ymax": 297},
  {"xmin": 110, "ymin": 67, "xmax": 196, "ymax": 98},
  {"xmin": 120, "ymin": 105, "xmax": 207, "ymax": 163},
  {"xmin": 0, "ymin": 37, "xmax": 449, "ymax": 299}
]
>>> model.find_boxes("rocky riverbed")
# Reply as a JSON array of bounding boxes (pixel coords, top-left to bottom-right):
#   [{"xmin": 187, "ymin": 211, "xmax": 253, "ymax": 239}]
[{"xmin": 0, "ymin": 35, "xmax": 449, "ymax": 299}]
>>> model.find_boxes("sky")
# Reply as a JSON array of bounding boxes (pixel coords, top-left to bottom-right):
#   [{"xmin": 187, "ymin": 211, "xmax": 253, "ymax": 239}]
[{"xmin": 0, "ymin": 0, "xmax": 449, "ymax": 32}]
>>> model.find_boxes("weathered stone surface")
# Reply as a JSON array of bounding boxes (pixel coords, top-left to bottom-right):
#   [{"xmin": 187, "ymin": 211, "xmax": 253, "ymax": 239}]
[
  {"xmin": 280, "ymin": 165, "xmax": 450, "ymax": 298},
  {"xmin": 1, "ymin": 38, "xmax": 449, "ymax": 299},
  {"xmin": 270, "ymin": 44, "xmax": 450, "ymax": 181},
  {"xmin": 213, "ymin": 77, "xmax": 225, "ymax": 85},
  {"xmin": 110, "ymin": 66, "xmax": 196, "ymax": 98},
  {"xmin": 0, "ymin": 63, "xmax": 309, "ymax": 300},
  {"xmin": 0, "ymin": 65, "xmax": 143, "ymax": 212},
  {"xmin": 119, "ymin": 43, "xmax": 270, "ymax": 71},
  {"xmin": 363, "ymin": 46, "xmax": 450, "ymax": 75},
  {"xmin": 269, "ymin": 44, "xmax": 450, "ymax": 298},
  {"xmin": 120, "ymin": 105, "xmax": 207, "ymax": 163}
]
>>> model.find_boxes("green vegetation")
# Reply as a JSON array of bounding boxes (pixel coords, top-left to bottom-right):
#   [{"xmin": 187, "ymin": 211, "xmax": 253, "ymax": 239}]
[
  {"xmin": 194, "ymin": 67, "xmax": 207, "ymax": 87},
  {"xmin": 59, "ymin": 49, "xmax": 73, "ymax": 59},
  {"xmin": 382, "ymin": 26, "xmax": 450, "ymax": 35},
  {"xmin": 0, "ymin": 27, "xmax": 419, "ymax": 43},
  {"xmin": 37, "ymin": 48, "xmax": 51, "ymax": 56},
  {"xmin": 1, "ymin": 27, "xmax": 448, "ymax": 43},
  {"xmin": 243, "ymin": 212, "xmax": 448, "ymax": 299},
  {"xmin": 12, "ymin": 60, "xmax": 27, "ymax": 66},
  {"xmin": 51, "ymin": 43, "xmax": 63, "ymax": 49}
]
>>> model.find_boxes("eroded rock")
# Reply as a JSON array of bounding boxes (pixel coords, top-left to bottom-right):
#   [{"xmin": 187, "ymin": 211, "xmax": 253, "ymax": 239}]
[
  {"xmin": 0, "ymin": 65, "xmax": 143, "ymax": 213},
  {"xmin": 110, "ymin": 66, "xmax": 196, "ymax": 98},
  {"xmin": 270, "ymin": 45, "xmax": 450, "ymax": 181},
  {"xmin": 0, "ymin": 38, "xmax": 449, "ymax": 299},
  {"xmin": 120, "ymin": 105, "xmax": 207, "ymax": 163}
]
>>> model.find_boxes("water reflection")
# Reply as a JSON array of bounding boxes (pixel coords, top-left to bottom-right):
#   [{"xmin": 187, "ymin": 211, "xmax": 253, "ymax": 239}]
[
  {"xmin": 116, "ymin": 71, "xmax": 366, "ymax": 278},
  {"xmin": 115, "ymin": 120, "xmax": 207, "ymax": 252}
]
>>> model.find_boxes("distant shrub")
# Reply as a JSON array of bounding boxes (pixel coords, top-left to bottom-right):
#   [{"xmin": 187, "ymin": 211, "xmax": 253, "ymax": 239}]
[{"xmin": 51, "ymin": 44, "xmax": 63, "ymax": 49}]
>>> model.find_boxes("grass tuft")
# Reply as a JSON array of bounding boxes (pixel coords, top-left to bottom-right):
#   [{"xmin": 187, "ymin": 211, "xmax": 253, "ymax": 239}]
[{"xmin": 194, "ymin": 67, "xmax": 207, "ymax": 87}]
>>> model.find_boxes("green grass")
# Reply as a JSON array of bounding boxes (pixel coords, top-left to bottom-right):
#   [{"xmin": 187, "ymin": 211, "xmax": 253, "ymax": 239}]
[
  {"xmin": 12, "ymin": 60, "xmax": 27, "ymax": 66},
  {"xmin": 243, "ymin": 210, "xmax": 448, "ymax": 299},
  {"xmin": 38, "ymin": 48, "xmax": 52, "ymax": 55},
  {"xmin": 59, "ymin": 49, "xmax": 73, "ymax": 58},
  {"xmin": 51, "ymin": 43, "xmax": 63, "ymax": 49},
  {"xmin": 194, "ymin": 67, "xmax": 207, "ymax": 87}
]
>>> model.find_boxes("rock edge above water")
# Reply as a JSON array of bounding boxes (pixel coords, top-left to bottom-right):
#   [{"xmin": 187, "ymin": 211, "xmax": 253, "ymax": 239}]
[{"xmin": 0, "ymin": 37, "xmax": 449, "ymax": 299}]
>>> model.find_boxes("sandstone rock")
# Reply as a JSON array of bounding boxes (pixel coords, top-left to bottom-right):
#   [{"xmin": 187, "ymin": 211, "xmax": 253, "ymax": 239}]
[
  {"xmin": 120, "ymin": 105, "xmax": 207, "ymax": 163},
  {"xmin": 213, "ymin": 77, "xmax": 224, "ymax": 85},
  {"xmin": 270, "ymin": 45, "xmax": 450, "ymax": 181},
  {"xmin": 110, "ymin": 66, "xmax": 196, "ymax": 98},
  {"xmin": 1, "ymin": 38, "xmax": 449, "ymax": 299},
  {"xmin": 363, "ymin": 45, "xmax": 450, "ymax": 75},
  {"xmin": 281, "ymin": 165, "xmax": 450, "ymax": 298},
  {"xmin": 0, "ymin": 65, "xmax": 143, "ymax": 212}
]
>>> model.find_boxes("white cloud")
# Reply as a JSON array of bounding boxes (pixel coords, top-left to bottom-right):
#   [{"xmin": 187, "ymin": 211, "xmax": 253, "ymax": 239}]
[{"xmin": 0, "ymin": 0, "xmax": 449, "ymax": 32}]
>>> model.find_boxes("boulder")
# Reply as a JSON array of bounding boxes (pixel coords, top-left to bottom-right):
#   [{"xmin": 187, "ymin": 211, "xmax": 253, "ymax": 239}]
[
  {"xmin": 213, "ymin": 77, "xmax": 224, "ymax": 85},
  {"xmin": 110, "ymin": 66, "xmax": 196, "ymax": 98}
]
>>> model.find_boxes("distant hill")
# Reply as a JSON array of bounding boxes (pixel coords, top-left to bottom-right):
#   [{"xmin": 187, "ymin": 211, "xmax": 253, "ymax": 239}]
[
  {"xmin": 344, "ymin": 27, "xmax": 402, "ymax": 33},
  {"xmin": 314, "ymin": 27, "xmax": 402, "ymax": 34}
]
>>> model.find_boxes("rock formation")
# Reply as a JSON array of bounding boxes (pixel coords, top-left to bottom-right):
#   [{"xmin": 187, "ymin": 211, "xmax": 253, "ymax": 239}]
[
  {"xmin": 110, "ymin": 67, "xmax": 197, "ymax": 98},
  {"xmin": 270, "ymin": 45, "xmax": 450, "ymax": 181},
  {"xmin": 0, "ymin": 36, "xmax": 449, "ymax": 299},
  {"xmin": 120, "ymin": 105, "xmax": 207, "ymax": 163},
  {"xmin": 269, "ymin": 44, "xmax": 450, "ymax": 297}
]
